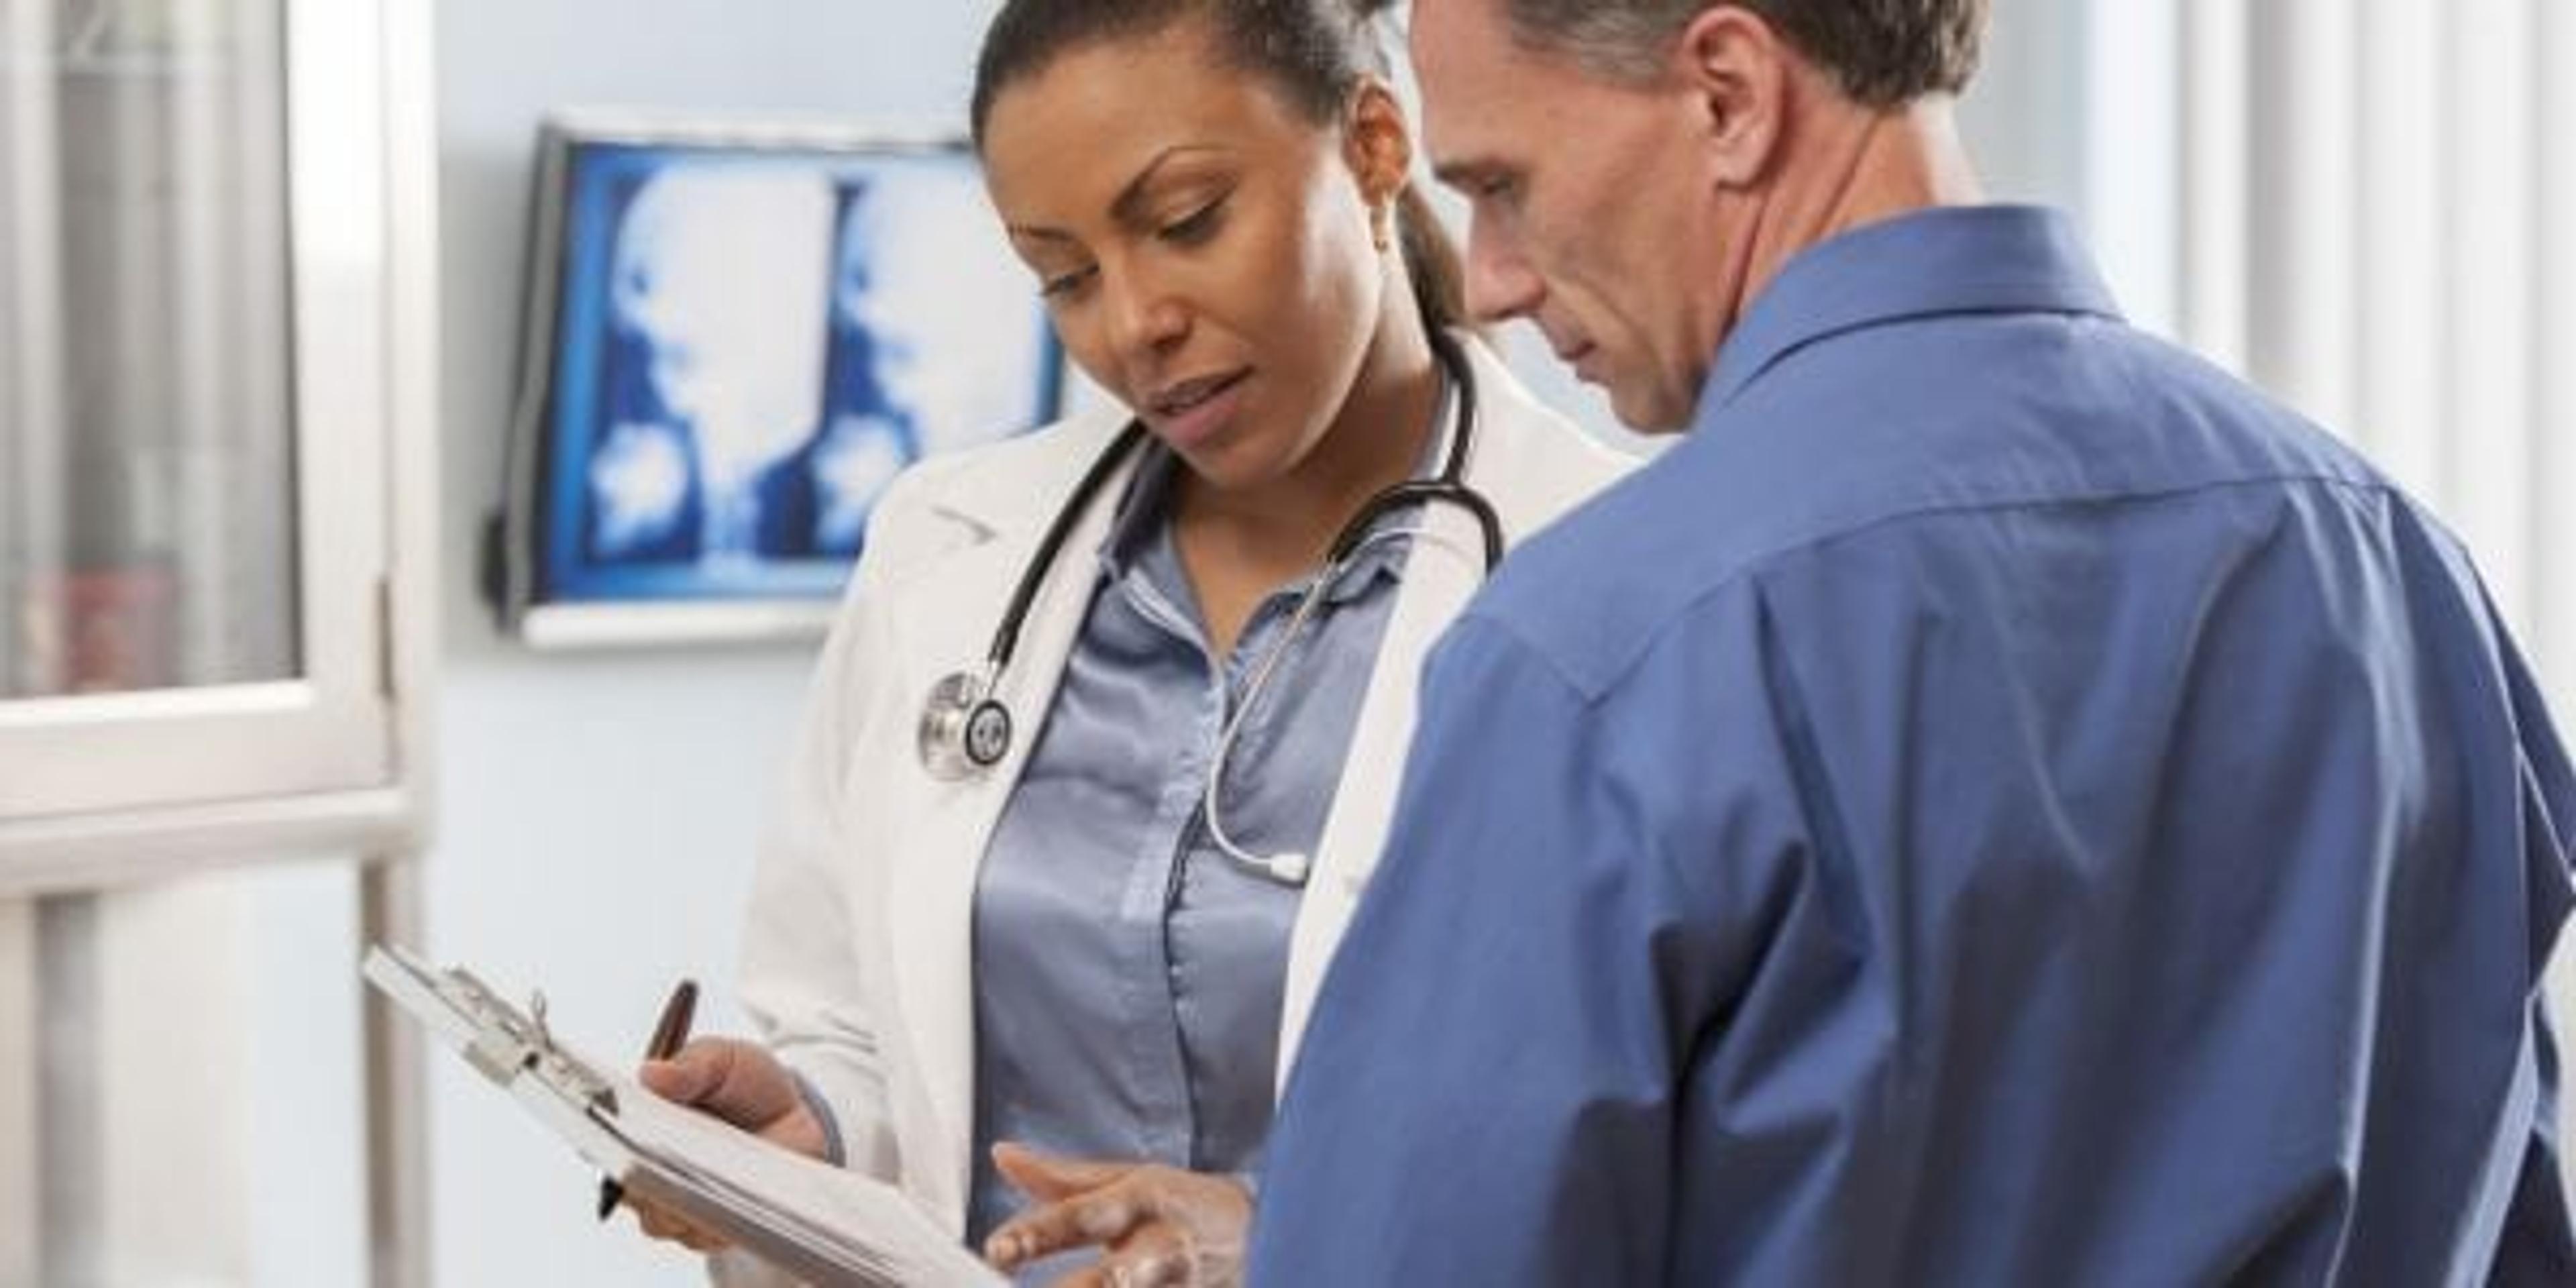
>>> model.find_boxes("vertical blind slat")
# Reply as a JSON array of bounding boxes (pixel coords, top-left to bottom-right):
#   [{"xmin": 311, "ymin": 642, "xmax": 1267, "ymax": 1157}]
[
  {"xmin": 2538, "ymin": 0, "xmax": 2576, "ymax": 1177},
  {"xmin": 2081, "ymin": 4, "xmax": 2182, "ymax": 336},
  {"xmin": 2357, "ymin": 0, "xmax": 2449, "ymax": 501},
  {"xmin": 2442, "ymin": 0, "xmax": 2538, "ymax": 628},
  {"xmin": 2246, "ymin": 0, "xmax": 2359, "ymax": 431},
  {"xmin": 2181, "ymin": 0, "xmax": 2251, "ymax": 372},
  {"xmin": 2536, "ymin": 0, "xmax": 2576, "ymax": 722}
]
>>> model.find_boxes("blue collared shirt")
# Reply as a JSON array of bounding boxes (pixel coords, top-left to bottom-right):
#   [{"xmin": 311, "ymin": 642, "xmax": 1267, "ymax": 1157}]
[
  {"xmin": 1250, "ymin": 207, "xmax": 2576, "ymax": 1284},
  {"xmin": 965, "ymin": 443, "xmax": 1413, "ymax": 1251}
]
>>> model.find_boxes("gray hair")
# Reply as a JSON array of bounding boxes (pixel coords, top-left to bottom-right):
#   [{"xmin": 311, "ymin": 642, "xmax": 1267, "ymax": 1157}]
[{"xmin": 1497, "ymin": 0, "xmax": 1988, "ymax": 106}]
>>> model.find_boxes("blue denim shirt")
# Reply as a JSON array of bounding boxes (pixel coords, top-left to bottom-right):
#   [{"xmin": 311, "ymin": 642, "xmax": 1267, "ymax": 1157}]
[{"xmin": 965, "ymin": 441, "xmax": 1414, "ymax": 1254}]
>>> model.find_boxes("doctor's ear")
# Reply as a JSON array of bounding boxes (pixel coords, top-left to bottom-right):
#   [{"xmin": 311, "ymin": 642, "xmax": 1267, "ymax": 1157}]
[
  {"xmin": 1342, "ymin": 77, "xmax": 1415, "ymax": 208},
  {"xmin": 1676, "ymin": 5, "xmax": 1790, "ymax": 189}
]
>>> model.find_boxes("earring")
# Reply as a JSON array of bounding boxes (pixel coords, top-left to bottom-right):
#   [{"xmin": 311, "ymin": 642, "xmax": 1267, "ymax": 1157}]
[{"xmin": 1371, "ymin": 207, "xmax": 1393, "ymax": 252}]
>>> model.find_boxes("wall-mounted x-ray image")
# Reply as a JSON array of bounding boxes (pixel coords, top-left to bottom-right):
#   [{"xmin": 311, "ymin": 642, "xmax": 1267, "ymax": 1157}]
[{"xmin": 494, "ymin": 117, "xmax": 1061, "ymax": 647}]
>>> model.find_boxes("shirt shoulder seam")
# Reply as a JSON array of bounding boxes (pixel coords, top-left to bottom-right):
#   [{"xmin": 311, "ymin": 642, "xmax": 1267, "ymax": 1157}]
[{"xmin": 1509, "ymin": 470, "xmax": 2404, "ymax": 702}]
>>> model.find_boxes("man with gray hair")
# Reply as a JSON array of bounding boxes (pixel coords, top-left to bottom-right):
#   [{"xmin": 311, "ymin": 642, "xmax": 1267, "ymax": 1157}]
[{"xmin": 1248, "ymin": 1, "xmax": 2576, "ymax": 1282}]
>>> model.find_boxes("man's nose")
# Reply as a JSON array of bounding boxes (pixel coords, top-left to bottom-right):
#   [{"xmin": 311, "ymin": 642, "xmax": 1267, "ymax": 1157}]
[{"xmin": 1463, "ymin": 223, "xmax": 1545, "ymax": 323}]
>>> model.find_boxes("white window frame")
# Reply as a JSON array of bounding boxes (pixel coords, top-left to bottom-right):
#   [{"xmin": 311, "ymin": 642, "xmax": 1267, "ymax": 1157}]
[{"xmin": 0, "ymin": 0, "xmax": 438, "ymax": 894}]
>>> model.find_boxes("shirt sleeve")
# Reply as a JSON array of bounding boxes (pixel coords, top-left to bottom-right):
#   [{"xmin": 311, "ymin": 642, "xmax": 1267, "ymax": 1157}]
[
  {"xmin": 1248, "ymin": 600, "xmax": 1815, "ymax": 1285},
  {"xmin": 2501, "ymin": 624, "xmax": 2576, "ymax": 951},
  {"xmin": 2490, "ymin": 624, "xmax": 2576, "ymax": 1281}
]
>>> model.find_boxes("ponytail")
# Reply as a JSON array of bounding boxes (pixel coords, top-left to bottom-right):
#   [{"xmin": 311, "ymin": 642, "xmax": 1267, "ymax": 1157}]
[{"xmin": 1393, "ymin": 185, "xmax": 1464, "ymax": 331}]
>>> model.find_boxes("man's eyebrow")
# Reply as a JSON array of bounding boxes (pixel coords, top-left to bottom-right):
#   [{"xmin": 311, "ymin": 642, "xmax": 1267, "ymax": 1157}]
[{"xmin": 1430, "ymin": 157, "xmax": 1498, "ymax": 190}]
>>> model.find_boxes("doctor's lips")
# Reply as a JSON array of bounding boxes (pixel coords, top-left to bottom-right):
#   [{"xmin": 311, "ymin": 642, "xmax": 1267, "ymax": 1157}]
[{"xmin": 1143, "ymin": 368, "xmax": 1252, "ymax": 447}]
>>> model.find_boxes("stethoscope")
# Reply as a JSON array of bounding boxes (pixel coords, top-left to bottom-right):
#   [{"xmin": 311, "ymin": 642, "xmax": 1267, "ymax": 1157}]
[{"xmin": 916, "ymin": 331, "xmax": 1503, "ymax": 887}]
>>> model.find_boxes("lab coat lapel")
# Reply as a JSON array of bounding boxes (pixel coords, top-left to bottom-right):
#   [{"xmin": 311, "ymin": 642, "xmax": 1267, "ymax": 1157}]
[
  {"xmin": 1275, "ymin": 341, "xmax": 1625, "ymax": 1090},
  {"xmin": 1276, "ymin": 482, "xmax": 1485, "ymax": 1088},
  {"xmin": 880, "ymin": 423, "xmax": 1137, "ymax": 1226}
]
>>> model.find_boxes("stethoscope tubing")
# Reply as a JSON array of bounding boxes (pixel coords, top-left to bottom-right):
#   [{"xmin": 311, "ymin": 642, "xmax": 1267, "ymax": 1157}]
[
  {"xmin": 994, "ymin": 333, "xmax": 1488, "ymax": 673},
  {"xmin": 920, "ymin": 333, "xmax": 1500, "ymax": 816},
  {"xmin": 981, "ymin": 419, "xmax": 1150, "ymax": 674}
]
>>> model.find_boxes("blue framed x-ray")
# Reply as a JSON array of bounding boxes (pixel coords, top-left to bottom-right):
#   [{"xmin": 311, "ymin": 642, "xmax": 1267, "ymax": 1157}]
[{"xmin": 496, "ymin": 116, "xmax": 1062, "ymax": 647}]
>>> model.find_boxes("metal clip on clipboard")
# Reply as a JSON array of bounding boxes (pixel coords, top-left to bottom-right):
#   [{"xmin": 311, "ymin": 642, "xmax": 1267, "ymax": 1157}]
[
  {"xmin": 363, "ymin": 943, "xmax": 1002, "ymax": 1287},
  {"xmin": 426, "ymin": 960, "xmax": 619, "ymax": 1116}
]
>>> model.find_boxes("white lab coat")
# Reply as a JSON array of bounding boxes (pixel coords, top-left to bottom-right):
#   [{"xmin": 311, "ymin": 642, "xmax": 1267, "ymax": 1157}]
[{"xmin": 733, "ymin": 334, "xmax": 1633, "ymax": 1242}]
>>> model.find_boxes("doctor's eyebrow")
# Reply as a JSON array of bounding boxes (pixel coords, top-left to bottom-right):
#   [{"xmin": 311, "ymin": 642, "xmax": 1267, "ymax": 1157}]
[
  {"xmin": 1004, "ymin": 144, "xmax": 1237, "ymax": 242},
  {"xmin": 1108, "ymin": 146, "xmax": 1234, "ymax": 226}
]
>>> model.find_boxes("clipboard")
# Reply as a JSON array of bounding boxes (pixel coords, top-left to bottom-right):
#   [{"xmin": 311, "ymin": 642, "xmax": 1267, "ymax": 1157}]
[{"xmin": 364, "ymin": 943, "xmax": 1002, "ymax": 1287}]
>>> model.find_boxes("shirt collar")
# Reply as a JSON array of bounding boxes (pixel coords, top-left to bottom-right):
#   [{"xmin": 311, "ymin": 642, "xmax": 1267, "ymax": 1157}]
[{"xmin": 1695, "ymin": 205, "xmax": 2123, "ymax": 423}]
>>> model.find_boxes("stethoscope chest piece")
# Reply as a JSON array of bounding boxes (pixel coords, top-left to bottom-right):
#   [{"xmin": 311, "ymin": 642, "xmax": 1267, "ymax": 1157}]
[{"xmin": 918, "ymin": 667, "xmax": 1014, "ymax": 781}]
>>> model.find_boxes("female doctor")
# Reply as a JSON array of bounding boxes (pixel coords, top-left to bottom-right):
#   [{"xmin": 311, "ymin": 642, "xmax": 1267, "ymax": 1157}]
[{"xmin": 635, "ymin": 0, "xmax": 1631, "ymax": 1281}]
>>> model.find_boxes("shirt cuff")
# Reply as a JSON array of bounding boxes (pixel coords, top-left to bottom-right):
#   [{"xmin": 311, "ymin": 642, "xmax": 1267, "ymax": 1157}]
[{"xmin": 790, "ymin": 1068, "xmax": 848, "ymax": 1167}]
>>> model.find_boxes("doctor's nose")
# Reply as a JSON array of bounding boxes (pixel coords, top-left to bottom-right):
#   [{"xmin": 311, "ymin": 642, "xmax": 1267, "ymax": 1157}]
[
  {"xmin": 1463, "ymin": 224, "xmax": 1545, "ymax": 325},
  {"xmin": 1103, "ymin": 268, "xmax": 1189, "ymax": 364}
]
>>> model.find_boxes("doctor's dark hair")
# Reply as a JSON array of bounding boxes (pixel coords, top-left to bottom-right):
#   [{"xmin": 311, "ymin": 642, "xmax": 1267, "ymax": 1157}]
[
  {"xmin": 1499, "ymin": 0, "xmax": 1986, "ymax": 107},
  {"xmin": 970, "ymin": 0, "xmax": 1464, "ymax": 331}
]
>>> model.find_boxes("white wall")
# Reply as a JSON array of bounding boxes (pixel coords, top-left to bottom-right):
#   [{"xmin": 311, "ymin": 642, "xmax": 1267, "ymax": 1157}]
[{"xmin": 428, "ymin": 2, "xmax": 1004, "ymax": 1283}]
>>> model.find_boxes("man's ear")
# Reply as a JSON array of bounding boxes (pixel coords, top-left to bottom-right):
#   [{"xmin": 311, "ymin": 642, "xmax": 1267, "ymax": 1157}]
[
  {"xmin": 1674, "ymin": 6, "xmax": 1790, "ymax": 189},
  {"xmin": 1344, "ymin": 76, "xmax": 1416, "ymax": 208}
]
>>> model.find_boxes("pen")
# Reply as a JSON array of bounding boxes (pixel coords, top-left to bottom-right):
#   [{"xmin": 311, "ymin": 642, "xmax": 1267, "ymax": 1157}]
[{"xmin": 598, "ymin": 977, "xmax": 698, "ymax": 1221}]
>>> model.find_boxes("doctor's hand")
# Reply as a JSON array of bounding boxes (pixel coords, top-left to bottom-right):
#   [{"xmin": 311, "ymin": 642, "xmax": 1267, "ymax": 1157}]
[
  {"xmin": 627, "ymin": 1036, "xmax": 832, "ymax": 1251},
  {"xmin": 982, "ymin": 1143, "xmax": 1252, "ymax": 1287}
]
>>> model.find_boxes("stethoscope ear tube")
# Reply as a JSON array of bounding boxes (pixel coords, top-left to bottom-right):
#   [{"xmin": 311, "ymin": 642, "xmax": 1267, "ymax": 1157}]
[
  {"xmin": 1336, "ymin": 329, "xmax": 1503, "ymax": 572},
  {"xmin": 1328, "ymin": 479, "xmax": 1504, "ymax": 572},
  {"xmin": 981, "ymin": 421, "xmax": 1152, "ymax": 676}
]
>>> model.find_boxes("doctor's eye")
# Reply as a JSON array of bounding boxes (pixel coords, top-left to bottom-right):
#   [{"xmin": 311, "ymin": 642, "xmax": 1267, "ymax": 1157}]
[
  {"xmin": 1158, "ymin": 197, "xmax": 1228, "ymax": 247},
  {"xmin": 1039, "ymin": 264, "xmax": 1099, "ymax": 301}
]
